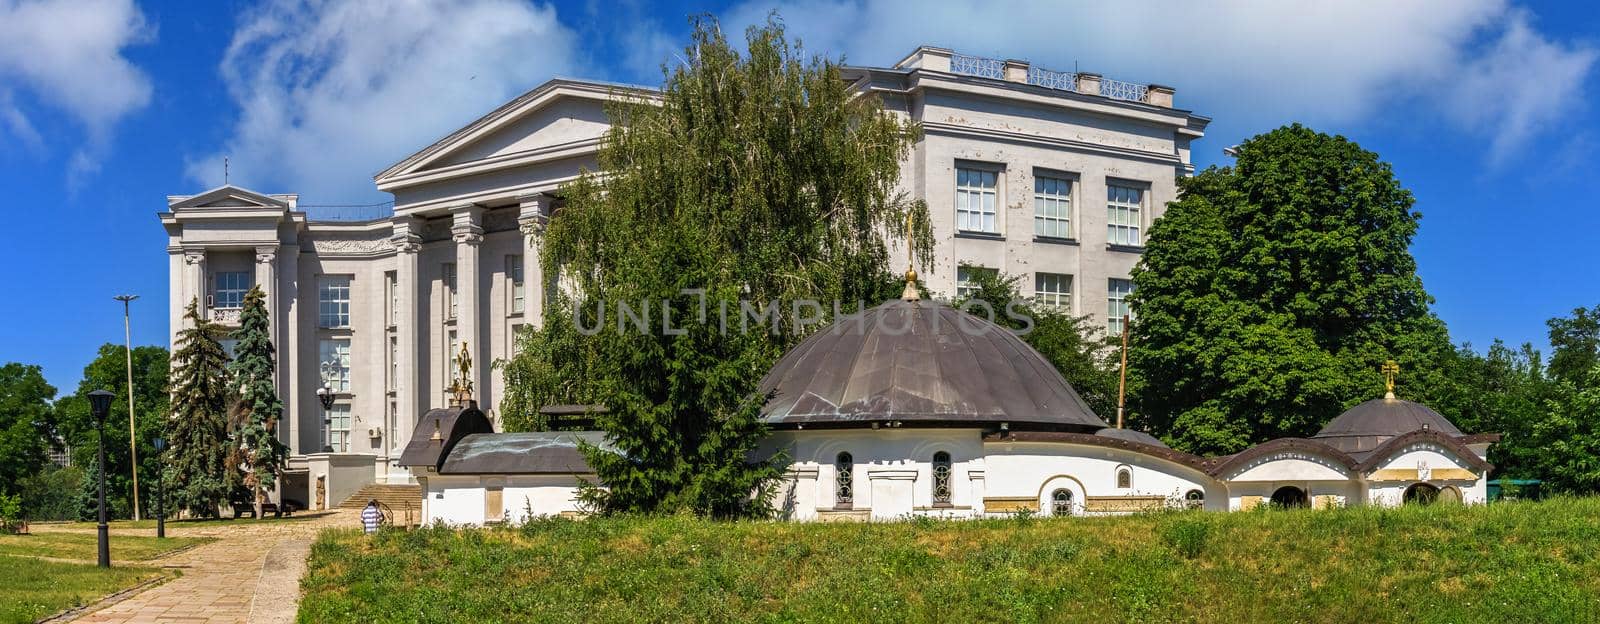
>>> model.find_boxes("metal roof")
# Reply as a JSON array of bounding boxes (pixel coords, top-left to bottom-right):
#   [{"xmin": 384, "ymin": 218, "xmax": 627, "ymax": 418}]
[
  {"xmin": 1313, "ymin": 398, "xmax": 1463, "ymax": 459},
  {"xmin": 758, "ymin": 298, "xmax": 1108, "ymax": 430},
  {"xmin": 439, "ymin": 431, "xmax": 617, "ymax": 475}
]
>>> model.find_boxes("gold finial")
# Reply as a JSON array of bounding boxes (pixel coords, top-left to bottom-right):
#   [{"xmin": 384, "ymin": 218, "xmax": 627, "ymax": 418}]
[
  {"xmin": 1381, "ymin": 360, "xmax": 1399, "ymax": 399},
  {"xmin": 447, "ymin": 342, "xmax": 474, "ymax": 405},
  {"xmin": 902, "ymin": 210, "xmax": 920, "ymax": 301}
]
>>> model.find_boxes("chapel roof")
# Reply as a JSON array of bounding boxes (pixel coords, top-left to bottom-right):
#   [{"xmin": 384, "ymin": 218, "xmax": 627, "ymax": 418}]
[
  {"xmin": 439, "ymin": 431, "xmax": 616, "ymax": 474},
  {"xmin": 1094, "ymin": 427, "xmax": 1169, "ymax": 448},
  {"xmin": 396, "ymin": 402, "xmax": 495, "ymax": 471},
  {"xmin": 758, "ymin": 297, "xmax": 1107, "ymax": 430},
  {"xmin": 1313, "ymin": 397, "xmax": 1463, "ymax": 459}
]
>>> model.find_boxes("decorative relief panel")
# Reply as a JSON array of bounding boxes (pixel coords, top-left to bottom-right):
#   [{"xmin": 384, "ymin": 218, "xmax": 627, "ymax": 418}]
[
  {"xmin": 308, "ymin": 237, "xmax": 395, "ymax": 256},
  {"xmin": 1083, "ymin": 495, "xmax": 1166, "ymax": 513}
]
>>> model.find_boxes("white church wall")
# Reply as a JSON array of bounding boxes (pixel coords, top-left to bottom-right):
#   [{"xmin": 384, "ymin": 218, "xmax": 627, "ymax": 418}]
[
  {"xmin": 423, "ymin": 474, "xmax": 595, "ymax": 526},
  {"xmin": 502, "ymin": 475, "xmax": 593, "ymax": 521},
  {"xmin": 1224, "ymin": 481, "xmax": 1362, "ymax": 511},
  {"xmin": 1227, "ymin": 456, "xmax": 1353, "ymax": 483},
  {"xmin": 1363, "ymin": 442, "xmax": 1487, "ymax": 507},
  {"xmin": 981, "ymin": 441, "xmax": 1221, "ymax": 515},
  {"xmin": 763, "ymin": 429, "xmax": 986, "ymax": 519}
]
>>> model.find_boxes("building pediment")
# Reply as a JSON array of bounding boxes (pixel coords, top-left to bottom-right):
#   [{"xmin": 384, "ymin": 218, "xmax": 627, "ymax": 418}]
[
  {"xmin": 374, "ymin": 78, "xmax": 657, "ymax": 191},
  {"xmin": 167, "ymin": 184, "xmax": 294, "ymax": 211}
]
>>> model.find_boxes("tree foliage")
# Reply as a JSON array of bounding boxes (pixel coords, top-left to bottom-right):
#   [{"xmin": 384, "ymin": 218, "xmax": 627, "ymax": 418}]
[
  {"xmin": 500, "ymin": 18, "xmax": 929, "ymax": 518},
  {"xmin": 227, "ymin": 286, "xmax": 290, "ymax": 516},
  {"xmin": 1547, "ymin": 305, "xmax": 1600, "ymax": 385},
  {"xmin": 1130, "ymin": 124, "xmax": 1453, "ymax": 455},
  {"xmin": 167, "ymin": 299, "xmax": 233, "ymax": 517},
  {"xmin": 951, "ymin": 265, "xmax": 1121, "ymax": 419},
  {"xmin": 52, "ymin": 343, "xmax": 169, "ymax": 520},
  {"xmin": 0, "ymin": 362, "xmax": 56, "ymax": 500}
]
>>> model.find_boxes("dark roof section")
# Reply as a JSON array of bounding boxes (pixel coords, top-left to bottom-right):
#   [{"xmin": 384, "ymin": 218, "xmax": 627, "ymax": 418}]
[
  {"xmin": 1094, "ymin": 427, "xmax": 1169, "ymax": 448},
  {"xmin": 1314, "ymin": 398, "xmax": 1463, "ymax": 458},
  {"xmin": 985, "ymin": 431, "xmax": 1206, "ymax": 472},
  {"xmin": 397, "ymin": 403, "xmax": 494, "ymax": 471},
  {"xmin": 439, "ymin": 431, "xmax": 617, "ymax": 475},
  {"xmin": 759, "ymin": 299, "xmax": 1108, "ymax": 430}
]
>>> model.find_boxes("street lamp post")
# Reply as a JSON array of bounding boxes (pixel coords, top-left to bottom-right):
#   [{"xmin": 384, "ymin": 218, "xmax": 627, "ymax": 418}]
[
  {"xmin": 151, "ymin": 437, "xmax": 167, "ymax": 539},
  {"xmin": 88, "ymin": 389, "xmax": 114, "ymax": 568},
  {"xmin": 316, "ymin": 361, "xmax": 337, "ymax": 453},
  {"xmin": 113, "ymin": 294, "xmax": 140, "ymax": 522}
]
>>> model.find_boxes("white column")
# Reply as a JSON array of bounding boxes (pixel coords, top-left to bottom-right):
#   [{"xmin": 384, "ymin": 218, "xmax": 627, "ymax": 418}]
[
  {"xmin": 281, "ymin": 243, "xmax": 301, "ymax": 455},
  {"xmin": 183, "ymin": 250, "xmax": 207, "ymax": 316},
  {"xmin": 167, "ymin": 247, "xmax": 184, "ymax": 351},
  {"xmin": 516, "ymin": 195, "xmax": 549, "ymax": 329},
  {"xmin": 391, "ymin": 218, "xmax": 423, "ymax": 449},
  {"xmin": 451, "ymin": 204, "xmax": 485, "ymax": 404}
]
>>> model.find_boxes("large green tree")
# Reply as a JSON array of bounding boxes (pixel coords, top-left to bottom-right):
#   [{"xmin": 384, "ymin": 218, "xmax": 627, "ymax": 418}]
[
  {"xmin": 1131, "ymin": 124, "xmax": 1453, "ymax": 455},
  {"xmin": 1547, "ymin": 305, "xmax": 1600, "ymax": 385},
  {"xmin": 501, "ymin": 18, "xmax": 929, "ymax": 518},
  {"xmin": 166, "ymin": 299, "xmax": 232, "ymax": 517},
  {"xmin": 227, "ymin": 286, "xmax": 289, "ymax": 517},
  {"xmin": 53, "ymin": 344, "xmax": 169, "ymax": 520},
  {"xmin": 0, "ymin": 363, "xmax": 56, "ymax": 500}
]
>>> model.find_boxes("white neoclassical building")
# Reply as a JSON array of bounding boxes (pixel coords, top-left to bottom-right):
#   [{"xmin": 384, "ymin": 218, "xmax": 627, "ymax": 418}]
[{"xmin": 162, "ymin": 46, "xmax": 1210, "ymax": 509}]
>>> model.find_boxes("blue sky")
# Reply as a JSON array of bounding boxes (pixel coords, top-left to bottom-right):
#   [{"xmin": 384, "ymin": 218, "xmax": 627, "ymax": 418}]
[{"xmin": 2, "ymin": 0, "xmax": 1597, "ymax": 393}]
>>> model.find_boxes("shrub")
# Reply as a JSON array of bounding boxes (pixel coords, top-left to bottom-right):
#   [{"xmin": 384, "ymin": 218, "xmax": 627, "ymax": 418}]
[{"xmin": 0, "ymin": 492, "xmax": 23, "ymax": 534}]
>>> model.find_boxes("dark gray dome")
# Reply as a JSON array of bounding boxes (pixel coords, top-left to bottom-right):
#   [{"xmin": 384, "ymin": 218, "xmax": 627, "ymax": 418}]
[
  {"xmin": 758, "ymin": 298, "xmax": 1107, "ymax": 430},
  {"xmin": 1095, "ymin": 427, "xmax": 1169, "ymax": 448},
  {"xmin": 1313, "ymin": 397, "xmax": 1462, "ymax": 458}
]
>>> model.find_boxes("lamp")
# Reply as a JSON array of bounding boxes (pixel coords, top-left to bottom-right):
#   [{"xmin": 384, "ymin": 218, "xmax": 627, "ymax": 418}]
[
  {"xmin": 87, "ymin": 389, "xmax": 114, "ymax": 567},
  {"xmin": 317, "ymin": 360, "xmax": 338, "ymax": 453},
  {"xmin": 151, "ymin": 437, "xmax": 167, "ymax": 539}
]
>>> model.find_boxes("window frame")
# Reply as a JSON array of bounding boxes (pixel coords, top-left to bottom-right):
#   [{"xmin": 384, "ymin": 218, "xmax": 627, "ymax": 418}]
[
  {"xmin": 318, "ymin": 338, "xmax": 352, "ymax": 393},
  {"xmin": 956, "ymin": 266, "xmax": 998, "ymax": 299},
  {"xmin": 1034, "ymin": 272, "xmax": 1073, "ymax": 311},
  {"xmin": 318, "ymin": 275, "xmax": 352, "ymax": 329},
  {"xmin": 213, "ymin": 271, "xmax": 251, "ymax": 310},
  {"xmin": 834, "ymin": 452, "xmax": 854, "ymax": 509},
  {"xmin": 1106, "ymin": 181, "xmax": 1148, "ymax": 247},
  {"xmin": 508, "ymin": 255, "xmax": 525, "ymax": 315},
  {"xmin": 931, "ymin": 451, "xmax": 953, "ymax": 506},
  {"xmin": 1051, "ymin": 488, "xmax": 1074, "ymax": 517},
  {"xmin": 1107, "ymin": 278, "xmax": 1134, "ymax": 337},
  {"xmin": 443, "ymin": 262, "xmax": 458, "ymax": 320},
  {"xmin": 955, "ymin": 162, "xmax": 1002, "ymax": 235},
  {"xmin": 1116, "ymin": 465, "xmax": 1133, "ymax": 489},
  {"xmin": 1032, "ymin": 171, "xmax": 1075, "ymax": 240},
  {"xmin": 328, "ymin": 403, "xmax": 352, "ymax": 453}
]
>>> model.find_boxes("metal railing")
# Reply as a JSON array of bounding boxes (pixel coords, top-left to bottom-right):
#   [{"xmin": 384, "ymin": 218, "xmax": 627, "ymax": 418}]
[
  {"xmin": 300, "ymin": 203, "xmax": 394, "ymax": 222},
  {"xmin": 950, "ymin": 53, "xmax": 1004, "ymax": 80},
  {"xmin": 948, "ymin": 51, "xmax": 1150, "ymax": 104}
]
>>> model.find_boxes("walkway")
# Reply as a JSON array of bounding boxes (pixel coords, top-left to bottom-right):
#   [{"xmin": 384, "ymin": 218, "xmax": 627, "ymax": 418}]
[{"xmin": 33, "ymin": 510, "xmax": 357, "ymax": 624}]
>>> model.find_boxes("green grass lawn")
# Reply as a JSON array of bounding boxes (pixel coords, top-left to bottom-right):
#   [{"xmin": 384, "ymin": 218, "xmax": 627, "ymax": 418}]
[
  {"xmin": 51, "ymin": 511, "xmax": 332, "ymax": 531},
  {"xmin": 0, "ymin": 532, "xmax": 210, "ymax": 561},
  {"xmin": 299, "ymin": 497, "xmax": 1600, "ymax": 623},
  {"xmin": 0, "ymin": 556, "xmax": 167, "ymax": 624}
]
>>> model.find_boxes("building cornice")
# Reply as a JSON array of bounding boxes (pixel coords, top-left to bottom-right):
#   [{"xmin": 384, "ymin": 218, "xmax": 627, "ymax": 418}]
[{"xmin": 922, "ymin": 121, "xmax": 1186, "ymax": 168}]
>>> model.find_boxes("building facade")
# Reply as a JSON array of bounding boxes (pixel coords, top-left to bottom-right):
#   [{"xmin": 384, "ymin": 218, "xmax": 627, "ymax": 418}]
[{"xmin": 162, "ymin": 47, "xmax": 1208, "ymax": 509}]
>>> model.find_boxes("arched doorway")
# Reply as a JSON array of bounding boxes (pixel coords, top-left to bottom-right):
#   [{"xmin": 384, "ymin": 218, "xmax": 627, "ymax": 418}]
[
  {"xmin": 1404, "ymin": 483, "xmax": 1441, "ymax": 505},
  {"xmin": 1050, "ymin": 488, "xmax": 1074, "ymax": 517},
  {"xmin": 1269, "ymin": 486, "xmax": 1308, "ymax": 509},
  {"xmin": 1438, "ymin": 486, "xmax": 1463, "ymax": 504}
]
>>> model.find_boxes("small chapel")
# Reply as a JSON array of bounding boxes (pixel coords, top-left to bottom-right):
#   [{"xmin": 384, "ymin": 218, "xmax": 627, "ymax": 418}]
[{"xmin": 398, "ymin": 272, "xmax": 1499, "ymax": 525}]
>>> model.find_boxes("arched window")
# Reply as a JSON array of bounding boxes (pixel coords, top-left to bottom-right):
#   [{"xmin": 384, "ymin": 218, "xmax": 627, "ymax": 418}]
[
  {"xmin": 1404, "ymin": 483, "xmax": 1440, "ymax": 505},
  {"xmin": 1116, "ymin": 467, "xmax": 1132, "ymax": 489},
  {"xmin": 1185, "ymin": 489, "xmax": 1204, "ymax": 510},
  {"xmin": 1051, "ymin": 488, "xmax": 1074, "ymax": 516},
  {"xmin": 835, "ymin": 452, "xmax": 853, "ymax": 508},
  {"xmin": 931, "ymin": 451, "xmax": 952, "ymax": 505},
  {"xmin": 1269, "ymin": 486, "xmax": 1308, "ymax": 509}
]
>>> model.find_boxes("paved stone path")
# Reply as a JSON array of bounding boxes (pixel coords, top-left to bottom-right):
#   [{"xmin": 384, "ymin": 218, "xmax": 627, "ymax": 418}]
[{"xmin": 32, "ymin": 510, "xmax": 357, "ymax": 624}]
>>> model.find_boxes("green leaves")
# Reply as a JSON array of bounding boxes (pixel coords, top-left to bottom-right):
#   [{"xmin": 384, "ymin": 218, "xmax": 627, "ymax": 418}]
[
  {"xmin": 227, "ymin": 286, "xmax": 289, "ymax": 506},
  {"xmin": 166, "ymin": 298, "xmax": 232, "ymax": 517},
  {"xmin": 501, "ymin": 17, "xmax": 925, "ymax": 518},
  {"xmin": 1132, "ymin": 125, "xmax": 1452, "ymax": 455}
]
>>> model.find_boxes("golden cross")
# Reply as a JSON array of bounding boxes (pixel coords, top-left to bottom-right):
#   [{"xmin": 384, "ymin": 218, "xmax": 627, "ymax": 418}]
[{"xmin": 1381, "ymin": 360, "xmax": 1399, "ymax": 398}]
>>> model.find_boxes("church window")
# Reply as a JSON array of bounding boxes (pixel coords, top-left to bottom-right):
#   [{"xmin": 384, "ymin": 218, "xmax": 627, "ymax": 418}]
[
  {"xmin": 1116, "ymin": 467, "xmax": 1132, "ymax": 489},
  {"xmin": 1051, "ymin": 488, "xmax": 1073, "ymax": 516},
  {"xmin": 835, "ymin": 452, "xmax": 854, "ymax": 507},
  {"xmin": 1185, "ymin": 489, "xmax": 1204, "ymax": 509},
  {"xmin": 932, "ymin": 452, "xmax": 952, "ymax": 505}
]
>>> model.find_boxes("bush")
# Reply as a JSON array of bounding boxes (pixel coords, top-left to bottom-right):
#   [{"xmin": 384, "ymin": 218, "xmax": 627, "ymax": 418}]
[
  {"xmin": 1160, "ymin": 516, "xmax": 1212, "ymax": 559},
  {"xmin": 20, "ymin": 465, "xmax": 83, "ymax": 521},
  {"xmin": 0, "ymin": 493, "xmax": 22, "ymax": 534}
]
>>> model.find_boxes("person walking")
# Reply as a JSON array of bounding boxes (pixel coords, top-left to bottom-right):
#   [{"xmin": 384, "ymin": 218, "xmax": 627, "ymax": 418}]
[{"xmin": 361, "ymin": 500, "xmax": 383, "ymax": 534}]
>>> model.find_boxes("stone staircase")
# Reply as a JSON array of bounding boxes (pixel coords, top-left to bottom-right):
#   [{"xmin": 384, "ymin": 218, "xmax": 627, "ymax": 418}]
[{"xmin": 338, "ymin": 483, "xmax": 422, "ymax": 513}]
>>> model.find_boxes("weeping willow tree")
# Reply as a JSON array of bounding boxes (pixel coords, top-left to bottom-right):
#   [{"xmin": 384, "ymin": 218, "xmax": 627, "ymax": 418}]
[{"xmin": 500, "ymin": 17, "xmax": 932, "ymax": 518}]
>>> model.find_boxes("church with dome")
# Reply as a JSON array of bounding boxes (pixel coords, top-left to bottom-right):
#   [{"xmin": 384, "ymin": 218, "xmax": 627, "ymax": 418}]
[{"xmin": 400, "ymin": 282, "xmax": 1499, "ymax": 525}]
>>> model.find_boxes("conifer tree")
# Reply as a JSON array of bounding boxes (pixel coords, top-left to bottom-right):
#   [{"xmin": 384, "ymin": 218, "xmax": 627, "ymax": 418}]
[
  {"xmin": 227, "ymin": 286, "xmax": 289, "ymax": 518},
  {"xmin": 502, "ymin": 18, "xmax": 930, "ymax": 517},
  {"xmin": 166, "ymin": 299, "xmax": 232, "ymax": 517}
]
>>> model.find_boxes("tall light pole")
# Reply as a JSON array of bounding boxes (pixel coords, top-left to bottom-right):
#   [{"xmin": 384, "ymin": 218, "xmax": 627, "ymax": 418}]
[
  {"xmin": 114, "ymin": 294, "xmax": 141, "ymax": 522},
  {"xmin": 151, "ymin": 437, "xmax": 167, "ymax": 539},
  {"xmin": 88, "ymin": 389, "xmax": 114, "ymax": 568}
]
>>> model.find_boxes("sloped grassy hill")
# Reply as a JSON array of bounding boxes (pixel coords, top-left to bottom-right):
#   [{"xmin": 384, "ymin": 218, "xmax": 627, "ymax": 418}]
[{"xmin": 299, "ymin": 498, "xmax": 1600, "ymax": 623}]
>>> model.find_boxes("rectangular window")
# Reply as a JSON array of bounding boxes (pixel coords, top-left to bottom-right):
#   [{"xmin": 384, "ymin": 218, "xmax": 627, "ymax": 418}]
[
  {"xmin": 214, "ymin": 272, "xmax": 250, "ymax": 309},
  {"xmin": 508, "ymin": 255, "xmax": 525, "ymax": 314},
  {"xmin": 1107, "ymin": 184, "xmax": 1144, "ymax": 246},
  {"xmin": 319, "ymin": 339, "xmax": 351, "ymax": 392},
  {"xmin": 955, "ymin": 167, "xmax": 999, "ymax": 234},
  {"xmin": 318, "ymin": 276, "xmax": 351, "ymax": 328},
  {"xmin": 1108, "ymin": 278, "xmax": 1134, "ymax": 336},
  {"xmin": 328, "ymin": 404, "xmax": 351, "ymax": 453},
  {"xmin": 1035, "ymin": 273, "xmax": 1073, "ymax": 309},
  {"xmin": 510, "ymin": 323, "xmax": 524, "ymax": 357},
  {"xmin": 443, "ymin": 263, "xmax": 458, "ymax": 319},
  {"xmin": 447, "ymin": 330, "xmax": 459, "ymax": 381},
  {"xmin": 388, "ymin": 336, "xmax": 399, "ymax": 391},
  {"xmin": 386, "ymin": 272, "xmax": 398, "ymax": 326},
  {"xmin": 956, "ymin": 266, "xmax": 997, "ymax": 299},
  {"xmin": 1034, "ymin": 176, "xmax": 1072, "ymax": 239}
]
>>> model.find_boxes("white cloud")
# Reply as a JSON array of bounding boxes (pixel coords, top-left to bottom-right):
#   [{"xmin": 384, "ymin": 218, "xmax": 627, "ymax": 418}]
[
  {"xmin": 190, "ymin": 0, "xmax": 579, "ymax": 202},
  {"xmin": 0, "ymin": 0, "xmax": 153, "ymax": 167},
  {"xmin": 719, "ymin": 0, "xmax": 1595, "ymax": 160}
]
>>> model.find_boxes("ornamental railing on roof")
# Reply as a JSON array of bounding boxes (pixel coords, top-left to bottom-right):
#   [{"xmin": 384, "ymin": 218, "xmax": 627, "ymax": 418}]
[
  {"xmin": 950, "ymin": 53, "xmax": 1004, "ymax": 80},
  {"xmin": 947, "ymin": 51, "xmax": 1153, "ymax": 104},
  {"xmin": 301, "ymin": 203, "xmax": 395, "ymax": 222}
]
